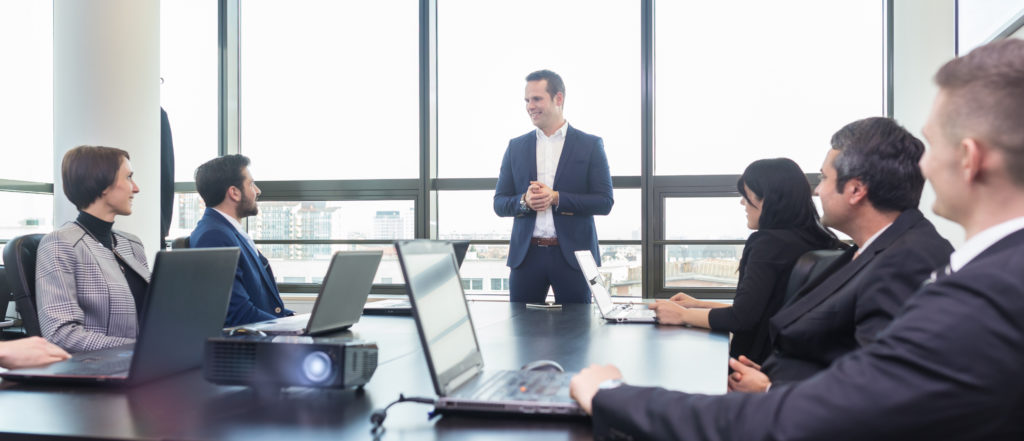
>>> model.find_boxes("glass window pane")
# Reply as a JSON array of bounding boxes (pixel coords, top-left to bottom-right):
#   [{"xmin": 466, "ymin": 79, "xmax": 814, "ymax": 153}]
[
  {"xmin": 438, "ymin": 191, "xmax": 513, "ymax": 240},
  {"xmin": 438, "ymin": 0, "xmax": 640, "ymax": 178},
  {"xmin": 601, "ymin": 244, "xmax": 642, "ymax": 297},
  {"xmin": 655, "ymin": 1, "xmax": 883, "ymax": 175},
  {"xmin": 248, "ymin": 200, "xmax": 415, "ymax": 241},
  {"xmin": 959, "ymin": 0, "xmax": 1024, "ymax": 53},
  {"xmin": 169, "ymin": 193, "xmax": 206, "ymax": 242},
  {"xmin": 665, "ymin": 197, "xmax": 751, "ymax": 241},
  {"xmin": 460, "ymin": 244, "xmax": 511, "ymax": 295},
  {"xmin": 595, "ymin": 189, "xmax": 640, "ymax": 240},
  {"xmin": 0, "ymin": 192, "xmax": 53, "ymax": 250},
  {"xmin": 0, "ymin": 1, "xmax": 53, "ymax": 182},
  {"xmin": 267, "ymin": 244, "xmax": 401, "ymax": 286},
  {"xmin": 665, "ymin": 244, "xmax": 743, "ymax": 288},
  {"xmin": 239, "ymin": 0, "xmax": 418, "ymax": 180},
  {"xmin": 160, "ymin": 0, "xmax": 218, "ymax": 182}
]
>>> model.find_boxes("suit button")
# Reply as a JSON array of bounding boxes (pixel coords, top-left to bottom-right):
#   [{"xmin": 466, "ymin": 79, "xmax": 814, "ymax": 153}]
[{"xmin": 275, "ymin": 307, "xmax": 282, "ymax": 313}]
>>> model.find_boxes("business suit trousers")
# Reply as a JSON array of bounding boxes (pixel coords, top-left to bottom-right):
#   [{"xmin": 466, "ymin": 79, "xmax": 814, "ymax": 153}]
[{"xmin": 509, "ymin": 243, "xmax": 590, "ymax": 303}]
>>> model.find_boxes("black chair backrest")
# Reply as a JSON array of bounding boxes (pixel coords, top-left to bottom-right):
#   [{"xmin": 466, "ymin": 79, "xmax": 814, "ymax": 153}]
[
  {"xmin": 0, "ymin": 266, "xmax": 11, "ymax": 320},
  {"xmin": 171, "ymin": 236, "xmax": 190, "ymax": 250},
  {"xmin": 784, "ymin": 249, "xmax": 847, "ymax": 305},
  {"xmin": 2, "ymin": 234, "xmax": 45, "ymax": 336}
]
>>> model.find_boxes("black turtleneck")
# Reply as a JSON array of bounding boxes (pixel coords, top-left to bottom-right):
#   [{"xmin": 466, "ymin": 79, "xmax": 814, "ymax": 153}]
[
  {"xmin": 76, "ymin": 210, "xmax": 149, "ymax": 319},
  {"xmin": 76, "ymin": 211, "xmax": 114, "ymax": 250}
]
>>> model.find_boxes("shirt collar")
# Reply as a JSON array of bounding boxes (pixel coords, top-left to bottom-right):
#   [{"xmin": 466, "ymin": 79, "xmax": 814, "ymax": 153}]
[
  {"xmin": 212, "ymin": 207, "xmax": 249, "ymax": 237},
  {"xmin": 536, "ymin": 120, "xmax": 569, "ymax": 141},
  {"xmin": 949, "ymin": 216, "xmax": 1024, "ymax": 271},
  {"xmin": 857, "ymin": 221, "xmax": 893, "ymax": 255}
]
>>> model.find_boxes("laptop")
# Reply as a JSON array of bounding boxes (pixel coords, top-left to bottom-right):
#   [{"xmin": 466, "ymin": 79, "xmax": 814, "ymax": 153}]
[
  {"xmin": 575, "ymin": 250, "xmax": 656, "ymax": 323},
  {"xmin": 230, "ymin": 250, "xmax": 382, "ymax": 335},
  {"xmin": 0, "ymin": 248, "xmax": 239, "ymax": 385},
  {"xmin": 396, "ymin": 240, "xmax": 584, "ymax": 416},
  {"xmin": 363, "ymin": 240, "xmax": 469, "ymax": 316}
]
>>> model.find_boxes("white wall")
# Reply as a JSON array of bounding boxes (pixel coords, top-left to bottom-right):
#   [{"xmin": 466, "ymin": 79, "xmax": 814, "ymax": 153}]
[
  {"xmin": 892, "ymin": 0, "xmax": 964, "ymax": 248},
  {"xmin": 53, "ymin": 0, "xmax": 161, "ymax": 262}
]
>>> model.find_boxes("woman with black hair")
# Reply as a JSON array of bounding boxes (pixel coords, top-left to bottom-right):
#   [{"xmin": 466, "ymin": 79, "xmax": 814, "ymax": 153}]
[{"xmin": 650, "ymin": 158, "xmax": 843, "ymax": 364}]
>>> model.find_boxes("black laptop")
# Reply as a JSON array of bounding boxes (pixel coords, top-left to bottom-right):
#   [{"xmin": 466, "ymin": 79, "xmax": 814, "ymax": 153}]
[
  {"xmin": 0, "ymin": 248, "xmax": 239, "ymax": 385},
  {"xmin": 396, "ymin": 240, "xmax": 584, "ymax": 416},
  {"xmin": 362, "ymin": 240, "xmax": 469, "ymax": 316},
  {"xmin": 228, "ymin": 250, "xmax": 382, "ymax": 335}
]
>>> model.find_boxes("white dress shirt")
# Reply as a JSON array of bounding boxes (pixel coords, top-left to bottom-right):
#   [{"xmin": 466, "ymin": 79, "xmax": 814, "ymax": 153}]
[
  {"xmin": 532, "ymin": 120, "xmax": 569, "ymax": 239},
  {"xmin": 949, "ymin": 216, "xmax": 1024, "ymax": 272},
  {"xmin": 853, "ymin": 222, "xmax": 893, "ymax": 259},
  {"xmin": 213, "ymin": 208, "xmax": 259, "ymax": 254}
]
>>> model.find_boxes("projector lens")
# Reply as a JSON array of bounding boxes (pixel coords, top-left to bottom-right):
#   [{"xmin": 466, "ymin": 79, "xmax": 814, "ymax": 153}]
[{"xmin": 302, "ymin": 351, "xmax": 332, "ymax": 383}]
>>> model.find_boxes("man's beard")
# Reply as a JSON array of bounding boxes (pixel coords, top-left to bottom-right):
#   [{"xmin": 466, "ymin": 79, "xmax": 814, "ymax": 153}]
[{"xmin": 238, "ymin": 195, "xmax": 259, "ymax": 218}]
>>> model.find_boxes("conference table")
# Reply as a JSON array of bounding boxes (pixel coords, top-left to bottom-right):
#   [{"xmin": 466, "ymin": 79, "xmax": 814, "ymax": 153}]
[{"xmin": 0, "ymin": 302, "xmax": 729, "ymax": 440}]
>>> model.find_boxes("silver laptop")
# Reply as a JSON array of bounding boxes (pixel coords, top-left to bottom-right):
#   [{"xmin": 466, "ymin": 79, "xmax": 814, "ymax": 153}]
[
  {"xmin": 232, "ymin": 250, "xmax": 382, "ymax": 335},
  {"xmin": 363, "ymin": 240, "xmax": 469, "ymax": 316},
  {"xmin": 0, "ymin": 248, "xmax": 239, "ymax": 385},
  {"xmin": 396, "ymin": 240, "xmax": 584, "ymax": 417},
  {"xmin": 575, "ymin": 250, "xmax": 656, "ymax": 323}
]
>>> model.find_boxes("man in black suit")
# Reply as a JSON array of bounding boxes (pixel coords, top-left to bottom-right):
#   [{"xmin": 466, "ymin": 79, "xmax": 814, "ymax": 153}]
[
  {"xmin": 569, "ymin": 38, "xmax": 1024, "ymax": 440},
  {"xmin": 724, "ymin": 117, "xmax": 953, "ymax": 391}
]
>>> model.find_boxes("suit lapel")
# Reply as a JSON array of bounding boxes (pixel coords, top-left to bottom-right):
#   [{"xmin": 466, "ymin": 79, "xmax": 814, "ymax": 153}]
[
  {"xmin": 526, "ymin": 133, "xmax": 538, "ymax": 183},
  {"xmin": 113, "ymin": 235, "xmax": 151, "ymax": 281},
  {"xmin": 231, "ymin": 227, "xmax": 280, "ymax": 298},
  {"xmin": 775, "ymin": 209, "xmax": 924, "ymax": 329},
  {"xmin": 552, "ymin": 126, "xmax": 576, "ymax": 190}
]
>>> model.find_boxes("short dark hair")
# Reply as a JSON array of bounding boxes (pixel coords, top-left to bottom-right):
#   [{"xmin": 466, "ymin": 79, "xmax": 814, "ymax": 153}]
[
  {"xmin": 62, "ymin": 145, "xmax": 130, "ymax": 210},
  {"xmin": 738, "ymin": 158, "xmax": 837, "ymax": 243},
  {"xmin": 525, "ymin": 69, "xmax": 565, "ymax": 100},
  {"xmin": 194, "ymin": 154, "xmax": 250, "ymax": 207},
  {"xmin": 829, "ymin": 117, "xmax": 925, "ymax": 212},
  {"xmin": 935, "ymin": 38, "xmax": 1024, "ymax": 187}
]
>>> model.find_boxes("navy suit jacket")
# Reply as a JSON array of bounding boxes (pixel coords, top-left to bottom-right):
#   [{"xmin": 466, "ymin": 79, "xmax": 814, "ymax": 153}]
[
  {"xmin": 763, "ymin": 209, "xmax": 953, "ymax": 382},
  {"xmin": 591, "ymin": 229, "xmax": 1024, "ymax": 441},
  {"xmin": 493, "ymin": 126, "xmax": 613, "ymax": 270},
  {"xmin": 190, "ymin": 208, "xmax": 291, "ymax": 327}
]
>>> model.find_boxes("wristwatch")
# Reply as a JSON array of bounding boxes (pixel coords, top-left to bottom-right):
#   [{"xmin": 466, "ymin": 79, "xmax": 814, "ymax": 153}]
[
  {"xmin": 598, "ymin": 378, "xmax": 624, "ymax": 390},
  {"xmin": 520, "ymin": 193, "xmax": 530, "ymax": 212}
]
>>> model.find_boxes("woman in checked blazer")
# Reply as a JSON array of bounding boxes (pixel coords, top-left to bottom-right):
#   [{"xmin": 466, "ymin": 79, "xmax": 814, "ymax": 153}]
[{"xmin": 36, "ymin": 146, "xmax": 151, "ymax": 353}]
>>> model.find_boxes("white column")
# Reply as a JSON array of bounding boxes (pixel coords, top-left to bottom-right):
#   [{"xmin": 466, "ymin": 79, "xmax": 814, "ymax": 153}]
[
  {"xmin": 53, "ymin": 0, "xmax": 161, "ymax": 261},
  {"xmin": 892, "ymin": 0, "xmax": 963, "ymax": 248}
]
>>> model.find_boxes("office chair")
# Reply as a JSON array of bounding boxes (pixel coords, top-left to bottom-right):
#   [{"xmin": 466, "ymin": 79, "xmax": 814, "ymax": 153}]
[
  {"xmin": 2, "ymin": 234, "xmax": 45, "ymax": 336},
  {"xmin": 783, "ymin": 249, "xmax": 847, "ymax": 305},
  {"xmin": 0, "ymin": 266, "xmax": 13, "ymax": 328},
  {"xmin": 171, "ymin": 236, "xmax": 190, "ymax": 250}
]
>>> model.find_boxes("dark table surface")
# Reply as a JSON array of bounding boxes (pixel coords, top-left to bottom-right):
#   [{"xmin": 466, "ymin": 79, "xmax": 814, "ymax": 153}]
[{"xmin": 0, "ymin": 302, "xmax": 729, "ymax": 441}]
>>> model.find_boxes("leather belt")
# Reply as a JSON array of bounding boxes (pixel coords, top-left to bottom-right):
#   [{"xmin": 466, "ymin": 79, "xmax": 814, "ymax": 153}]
[{"xmin": 531, "ymin": 237, "xmax": 559, "ymax": 247}]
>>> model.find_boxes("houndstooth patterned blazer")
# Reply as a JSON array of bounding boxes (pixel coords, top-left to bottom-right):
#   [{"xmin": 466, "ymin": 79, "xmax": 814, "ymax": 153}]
[{"xmin": 36, "ymin": 222, "xmax": 151, "ymax": 353}]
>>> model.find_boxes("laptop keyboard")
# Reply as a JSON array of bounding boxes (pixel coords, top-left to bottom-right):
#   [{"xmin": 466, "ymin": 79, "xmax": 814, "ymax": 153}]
[
  {"xmin": 473, "ymin": 370, "xmax": 571, "ymax": 402},
  {"xmin": 60, "ymin": 352, "xmax": 133, "ymax": 376}
]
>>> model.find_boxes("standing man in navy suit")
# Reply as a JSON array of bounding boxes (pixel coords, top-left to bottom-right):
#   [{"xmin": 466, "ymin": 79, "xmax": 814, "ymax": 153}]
[
  {"xmin": 191, "ymin": 155, "xmax": 292, "ymax": 327},
  {"xmin": 494, "ymin": 70, "xmax": 614, "ymax": 304},
  {"xmin": 569, "ymin": 39, "xmax": 1024, "ymax": 440}
]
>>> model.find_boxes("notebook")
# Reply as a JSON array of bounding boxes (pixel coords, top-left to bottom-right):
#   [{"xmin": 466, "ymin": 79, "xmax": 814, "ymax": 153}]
[
  {"xmin": 0, "ymin": 247, "xmax": 239, "ymax": 385},
  {"xmin": 362, "ymin": 240, "xmax": 469, "ymax": 316},
  {"xmin": 575, "ymin": 250, "xmax": 656, "ymax": 323},
  {"xmin": 396, "ymin": 240, "xmax": 584, "ymax": 416},
  {"xmin": 231, "ymin": 250, "xmax": 382, "ymax": 335}
]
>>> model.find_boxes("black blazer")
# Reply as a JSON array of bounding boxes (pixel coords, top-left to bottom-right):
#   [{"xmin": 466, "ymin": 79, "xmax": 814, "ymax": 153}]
[
  {"xmin": 591, "ymin": 229, "xmax": 1024, "ymax": 441},
  {"xmin": 762, "ymin": 209, "xmax": 953, "ymax": 382},
  {"xmin": 707, "ymin": 228, "xmax": 838, "ymax": 364}
]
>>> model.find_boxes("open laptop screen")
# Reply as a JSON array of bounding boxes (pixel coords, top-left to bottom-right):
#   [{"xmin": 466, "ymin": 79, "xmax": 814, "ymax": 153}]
[
  {"xmin": 574, "ymin": 250, "xmax": 615, "ymax": 315},
  {"xmin": 397, "ymin": 241, "xmax": 483, "ymax": 394}
]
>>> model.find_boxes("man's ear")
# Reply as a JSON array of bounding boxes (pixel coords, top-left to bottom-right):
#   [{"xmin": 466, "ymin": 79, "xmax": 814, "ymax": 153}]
[
  {"xmin": 845, "ymin": 178, "xmax": 869, "ymax": 206},
  {"xmin": 226, "ymin": 185, "xmax": 242, "ymax": 203},
  {"xmin": 554, "ymin": 92, "xmax": 564, "ymax": 108},
  {"xmin": 961, "ymin": 137, "xmax": 984, "ymax": 183}
]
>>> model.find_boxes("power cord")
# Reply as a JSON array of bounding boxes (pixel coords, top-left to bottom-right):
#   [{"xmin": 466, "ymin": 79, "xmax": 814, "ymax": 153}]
[{"xmin": 370, "ymin": 393, "xmax": 437, "ymax": 438}]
